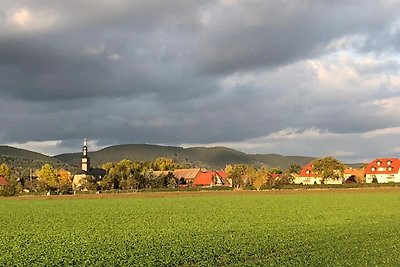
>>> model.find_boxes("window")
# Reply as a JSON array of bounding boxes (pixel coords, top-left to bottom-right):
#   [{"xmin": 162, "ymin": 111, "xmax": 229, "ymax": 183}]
[
  {"xmin": 387, "ymin": 160, "xmax": 392, "ymax": 166},
  {"xmin": 371, "ymin": 167, "xmax": 376, "ymax": 171},
  {"xmin": 388, "ymin": 167, "xmax": 393, "ymax": 172},
  {"xmin": 377, "ymin": 161, "xmax": 381, "ymax": 166},
  {"xmin": 306, "ymin": 170, "xmax": 310, "ymax": 175}
]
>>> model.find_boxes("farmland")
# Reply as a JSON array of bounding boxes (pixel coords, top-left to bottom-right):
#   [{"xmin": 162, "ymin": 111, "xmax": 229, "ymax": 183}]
[{"xmin": 1, "ymin": 189, "xmax": 400, "ymax": 266}]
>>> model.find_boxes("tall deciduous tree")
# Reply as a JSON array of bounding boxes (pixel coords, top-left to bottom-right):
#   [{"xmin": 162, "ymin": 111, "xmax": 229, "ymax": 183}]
[
  {"xmin": 252, "ymin": 167, "xmax": 270, "ymax": 190},
  {"xmin": 0, "ymin": 163, "xmax": 11, "ymax": 178},
  {"xmin": 58, "ymin": 169, "xmax": 72, "ymax": 193},
  {"xmin": 312, "ymin": 157, "xmax": 345, "ymax": 183},
  {"xmin": 226, "ymin": 164, "xmax": 250, "ymax": 188},
  {"xmin": 36, "ymin": 164, "xmax": 58, "ymax": 190}
]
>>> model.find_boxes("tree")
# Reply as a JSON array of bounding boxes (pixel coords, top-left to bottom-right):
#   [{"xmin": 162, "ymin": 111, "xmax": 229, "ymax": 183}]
[
  {"xmin": 252, "ymin": 167, "xmax": 269, "ymax": 190},
  {"xmin": 58, "ymin": 169, "xmax": 72, "ymax": 193},
  {"xmin": 153, "ymin": 157, "xmax": 176, "ymax": 171},
  {"xmin": 275, "ymin": 173, "xmax": 294, "ymax": 185},
  {"xmin": 36, "ymin": 164, "xmax": 58, "ymax": 191},
  {"xmin": 0, "ymin": 163, "xmax": 11, "ymax": 178},
  {"xmin": 82, "ymin": 175, "xmax": 99, "ymax": 191},
  {"xmin": 0, "ymin": 163, "xmax": 17, "ymax": 196},
  {"xmin": 101, "ymin": 162, "xmax": 115, "ymax": 173},
  {"xmin": 312, "ymin": 157, "xmax": 345, "ymax": 183},
  {"xmin": 288, "ymin": 164, "xmax": 302, "ymax": 174},
  {"xmin": 226, "ymin": 164, "xmax": 250, "ymax": 188},
  {"xmin": 270, "ymin": 167, "xmax": 283, "ymax": 174}
]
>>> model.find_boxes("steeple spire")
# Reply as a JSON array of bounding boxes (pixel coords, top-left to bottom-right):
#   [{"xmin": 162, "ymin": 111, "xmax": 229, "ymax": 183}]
[
  {"xmin": 81, "ymin": 138, "xmax": 90, "ymax": 172},
  {"xmin": 82, "ymin": 138, "xmax": 88, "ymax": 157}
]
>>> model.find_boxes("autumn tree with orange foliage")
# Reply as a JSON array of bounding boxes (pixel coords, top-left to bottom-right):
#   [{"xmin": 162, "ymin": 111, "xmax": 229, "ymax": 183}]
[{"xmin": 58, "ymin": 168, "xmax": 72, "ymax": 193}]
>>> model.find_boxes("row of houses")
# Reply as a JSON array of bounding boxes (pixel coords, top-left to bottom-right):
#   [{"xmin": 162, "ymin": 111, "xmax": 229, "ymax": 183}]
[
  {"xmin": 294, "ymin": 158, "xmax": 400, "ymax": 185},
  {"xmin": 153, "ymin": 168, "xmax": 232, "ymax": 187}
]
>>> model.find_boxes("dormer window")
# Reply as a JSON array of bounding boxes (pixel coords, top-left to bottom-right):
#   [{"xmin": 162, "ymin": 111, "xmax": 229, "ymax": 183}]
[
  {"xmin": 371, "ymin": 167, "xmax": 376, "ymax": 171},
  {"xmin": 388, "ymin": 167, "xmax": 393, "ymax": 172},
  {"xmin": 387, "ymin": 160, "xmax": 392, "ymax": 166},
  {"xmin": 306, "ymin": 170, "xmax": 310, "ymax": 174},
  {"xmin": 377, "ymin": 161, "xmax": 381, "ymax": 166}
]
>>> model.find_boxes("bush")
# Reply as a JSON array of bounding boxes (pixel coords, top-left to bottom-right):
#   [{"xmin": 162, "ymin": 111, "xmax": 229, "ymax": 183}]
[{"xmin": 0, "ymin": 185, "xmax": 16, "ymax": 196}]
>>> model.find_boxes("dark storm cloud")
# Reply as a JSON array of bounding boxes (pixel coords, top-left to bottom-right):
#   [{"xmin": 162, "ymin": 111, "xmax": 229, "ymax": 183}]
[
  {"xmin": 194, "ymin": 1, "xmax": 400, "ymax": 74},
  {"xmin": 1, "ymin": 0, "xmax": 400, "ymax": 160}
]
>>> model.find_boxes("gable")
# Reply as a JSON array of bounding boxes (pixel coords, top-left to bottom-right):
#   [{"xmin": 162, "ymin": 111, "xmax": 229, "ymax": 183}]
[{"xmin": 365, "ymin": 158, "xmax": 400, "ymax": 175}]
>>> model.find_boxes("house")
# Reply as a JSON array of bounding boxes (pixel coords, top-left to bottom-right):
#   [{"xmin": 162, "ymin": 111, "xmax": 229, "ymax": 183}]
[
  {"xmin": 216, "ymin": 171, "xmax": 232, "ymax": 187},
  {"xmin": 193, "ymin": 171, "xmax": 232, "ymax": 187},
  {"xmin": 365, "ymin": 158, "xmax": 400, "ymax": 183},
  {"xmin": 295, "ymin": 162, "xmax": 343, "ymax": 185},
  {"xmin": 343, "ymin": 168, "xmax": 364, "ymax": 183},
  {"xmin": 0, "ymin": 175, "xmax": 9, "ymax": 188},
  {"xmin": 172, "ymin": 168, "xmax": 202, "ymax": 185},
  {"xmin": 295, "ymin": 162, "xmax": 323, "ymax": 185}
]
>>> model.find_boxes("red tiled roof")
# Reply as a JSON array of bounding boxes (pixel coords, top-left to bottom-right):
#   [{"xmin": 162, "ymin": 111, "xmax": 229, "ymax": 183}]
[
  {"xmin": 216, "ymin": 171, "xmax": 227, "ymax": 179},
  {"xmin": 365, "ymin": 158, "xmax": 400, "ymax": 175},
  {"xmin": 193, "ymin": 171, "xmax": 214, "ymax": 186},
  {"xmin": 270, "ymin": 174, "xmax": 280, "ymax": 180},
  {"xmin": 0, "ymin": 176, "xmax": 9, "ymax": 186},
  {"xmin": 299, "ymin": 162, "xmax": 316, "ymax": 177}
]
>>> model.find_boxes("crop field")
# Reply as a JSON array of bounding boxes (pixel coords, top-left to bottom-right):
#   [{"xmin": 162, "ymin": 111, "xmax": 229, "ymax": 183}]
[{"xmin": 1, "ymin": 189, "xmax": 400, "ymax": 266}]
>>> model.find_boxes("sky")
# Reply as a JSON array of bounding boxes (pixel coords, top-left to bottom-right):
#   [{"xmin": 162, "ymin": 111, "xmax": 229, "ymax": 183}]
[{"xmin": 1, "ymin": 0, "xmax": 400, "ymax": 163}]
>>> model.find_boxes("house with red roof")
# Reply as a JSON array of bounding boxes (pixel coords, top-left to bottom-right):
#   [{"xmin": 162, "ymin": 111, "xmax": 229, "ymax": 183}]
[
  {"xmin": 173, "ymin": 168, "xmax": 202, "ymax": 185},
  {"xmin": 365, "ymin": 158, "xmax": 400, "ymax": 183},
  {"xmin": 193, "ymin": 171, "xmax": 232, "ymax": 187},
  {"xmin": 295, "ymin": 162, "xmax": 344, "ymax": 185},
  {"xmin": 0, "ymin": 176, "xmax": 10, "ymax": 188},
  {"xmin": 294, "ymin": 162, "xmax": 323, "ymax": 185}
]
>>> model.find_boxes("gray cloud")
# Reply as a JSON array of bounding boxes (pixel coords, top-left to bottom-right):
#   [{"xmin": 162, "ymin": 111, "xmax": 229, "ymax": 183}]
[{"xmin": 1, "ymin": 0, "xmax": 400, "ymax": 162}]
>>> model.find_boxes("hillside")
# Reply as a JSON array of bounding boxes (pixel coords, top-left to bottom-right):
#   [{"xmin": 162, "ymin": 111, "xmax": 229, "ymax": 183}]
[
  {"xmin": 0, "ymin": 146, "xmax": 77, "ymax": 173},
  {"xmin": 55, "ymin": 144, "xmax": 316, "ymax": 170}
]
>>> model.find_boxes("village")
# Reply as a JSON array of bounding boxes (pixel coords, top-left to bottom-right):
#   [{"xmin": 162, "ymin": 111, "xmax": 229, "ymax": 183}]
[{"xmin": 0, "ymin": 140, "xmax": 399, "ymax": 196}]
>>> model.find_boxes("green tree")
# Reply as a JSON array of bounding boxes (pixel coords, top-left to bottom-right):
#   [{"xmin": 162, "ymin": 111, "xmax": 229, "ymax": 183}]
[
  {"xmin": 270, "ymin": 167, "xmax": 283, "ymax": 174},
  {"xmin": 288, "ymin": 164, "xmax": 302, "ymax": 174},
  {"xmin": 312, "ymin": 157, "xmax": 345, "ymax": 183}
]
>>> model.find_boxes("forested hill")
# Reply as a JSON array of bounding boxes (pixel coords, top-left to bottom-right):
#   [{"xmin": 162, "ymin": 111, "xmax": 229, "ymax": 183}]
[
  {"xmin": 0, "ymin": 146, "xmax": 77, "ymax": 172},
  {"xmin": 55, "ymin": 144, "xmax": 316, "ymax": 170}
]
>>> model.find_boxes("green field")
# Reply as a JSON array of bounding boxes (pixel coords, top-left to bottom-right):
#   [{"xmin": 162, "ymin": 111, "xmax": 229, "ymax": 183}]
[{"xmin": 1, "ymin": 189, "xmax": 400, "ymax": 266}]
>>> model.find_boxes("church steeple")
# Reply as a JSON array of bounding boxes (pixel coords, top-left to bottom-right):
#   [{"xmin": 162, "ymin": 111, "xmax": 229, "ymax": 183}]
[{"xmin": 81, "ymin": 138, "xmax": 90, "ymax": 172}]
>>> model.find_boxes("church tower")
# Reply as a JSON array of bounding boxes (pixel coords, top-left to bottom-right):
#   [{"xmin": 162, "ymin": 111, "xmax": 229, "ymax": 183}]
[{"xmin": 81, "ymin": 138, "xmax": 90, "ymax": 172}]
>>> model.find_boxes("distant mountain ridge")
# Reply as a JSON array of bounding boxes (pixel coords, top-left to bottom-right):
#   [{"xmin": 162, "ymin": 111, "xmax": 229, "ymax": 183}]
[
  {"xmin": 0, "ymin": 144, "xmax": 364, "ymax": 172},
  {"xmin": 55, "ymin": 144, "xmax": 316, "ymax": 170},
  {"xmin": 0, "ymin": 145, "xmax": 76, "ymax": 172}
]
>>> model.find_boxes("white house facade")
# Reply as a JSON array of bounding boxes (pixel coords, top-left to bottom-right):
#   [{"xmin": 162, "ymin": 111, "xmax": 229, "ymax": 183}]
[
  {"xmin": 365, "ymin": 158, "xmax": 400, "ymax": 183},
  {"xmin": 295, "ymin": 162, "xmax": 344, "ymax": 185}
]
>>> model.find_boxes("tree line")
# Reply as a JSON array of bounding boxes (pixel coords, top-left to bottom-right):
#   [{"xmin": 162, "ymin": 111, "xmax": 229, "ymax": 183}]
[{"xmin": 0, "ymin": 156, "xmax": 356, "ymax": 196}]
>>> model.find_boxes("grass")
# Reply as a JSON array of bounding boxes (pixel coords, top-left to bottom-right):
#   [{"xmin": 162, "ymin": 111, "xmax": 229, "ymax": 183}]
[{"xmin": 1, "ymin": 189, "xmax": 400, "ymax": 266}]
